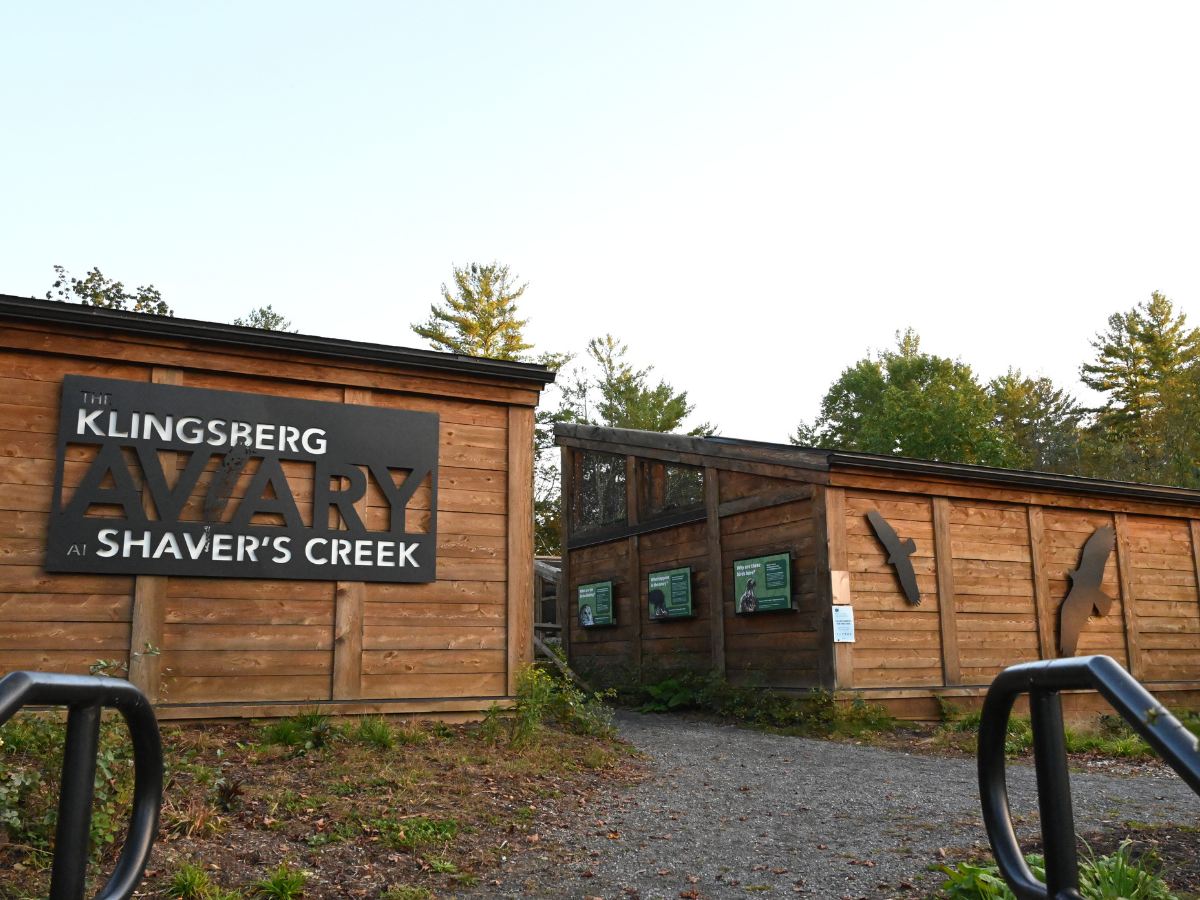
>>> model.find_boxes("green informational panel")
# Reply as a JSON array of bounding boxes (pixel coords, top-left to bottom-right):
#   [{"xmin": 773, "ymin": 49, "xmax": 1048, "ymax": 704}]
[
  {"xmin": 578, "ymin": 581, "xmax": 614, "ymax": 627},
  {"xmin": 734, "ymin": 552, "xmax": 792, "ymax": 613},
  {"xmin": 648, "ymin": 567, "xmax": 693, "ymax": 620}
]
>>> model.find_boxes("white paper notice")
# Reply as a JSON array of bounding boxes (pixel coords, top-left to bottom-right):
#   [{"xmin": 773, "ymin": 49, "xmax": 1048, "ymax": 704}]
[{"xmin": 832, "ymin": 605, "xmax": 855, "ymax": 643}]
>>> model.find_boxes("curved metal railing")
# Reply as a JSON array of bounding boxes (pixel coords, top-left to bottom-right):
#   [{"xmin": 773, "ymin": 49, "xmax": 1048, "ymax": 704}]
[
  {"xmin": 978, "ymin": 655, "xmax": 1200, "ymax": 900},
  {"xmin": 0, "ymin": 671, "xmax": 163, "ymax": 900}
]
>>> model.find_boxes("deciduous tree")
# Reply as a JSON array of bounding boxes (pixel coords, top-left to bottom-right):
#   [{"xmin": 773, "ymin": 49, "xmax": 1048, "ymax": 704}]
[{"xmin": 45, "ymin": 265, "xmax": 171, "ymax": 316}]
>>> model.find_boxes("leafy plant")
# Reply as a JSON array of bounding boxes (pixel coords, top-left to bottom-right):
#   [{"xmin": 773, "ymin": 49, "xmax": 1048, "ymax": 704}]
[
  {"xmin": 253, "ymin": 863, "xmax": 307, "ymax": 900},
  {"xmin": 380, "ymin": 887, "xmax": 430, "ymax": 900},
  {"xmin": 937, "ymin": 843, "xmax": 1178, "ymax": 900},
  {"xmin": 426, "ymin": 857, "xmax": 457, "ymax": 874},
  {"xmin": 353, "ymin": 716, "xmax": 396, "ymax": 750},
  {"xmin": 213, "ymin": 777, "xmax": 245, "ymax": 812},
  {"xmin": 167, "ymin": 862, "xmax": 211, "ymax": 899}
]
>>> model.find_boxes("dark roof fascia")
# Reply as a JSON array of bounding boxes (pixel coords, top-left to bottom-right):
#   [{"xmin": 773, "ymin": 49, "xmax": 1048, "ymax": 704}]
[
  {"xmin": 555, "ymin": 422, "xmax": 1200, "ymax": 508},
  {"xmin": 823, "ymin": 451, "xmax": 1200, "ymax": 507},
  {"xmin": 553, "ymin": 423, "xmax": 830, "ymax": 471},
  {"xmin": 0, "ymin": 294, "xmax": 556, "ymax": 386}
]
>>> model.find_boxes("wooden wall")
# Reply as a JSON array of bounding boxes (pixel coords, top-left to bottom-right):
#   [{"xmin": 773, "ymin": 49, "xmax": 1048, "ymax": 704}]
[
  {"xmin": 566, "ymin": 467, "xmax": 821, "ymax": 690},
  {"xmin": 0, "ymin": 317, "xmax": 537, "ymax": 718}
]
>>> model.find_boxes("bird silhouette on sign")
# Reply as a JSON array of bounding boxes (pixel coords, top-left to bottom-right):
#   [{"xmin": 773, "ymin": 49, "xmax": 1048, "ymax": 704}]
[
  {"xmin": 1059, "ymin": 525, "xmax": 1116, "ymax": 658},
  {"xmin": 866, "ymin": 510, "xmax": 920, "ymax": 605}
]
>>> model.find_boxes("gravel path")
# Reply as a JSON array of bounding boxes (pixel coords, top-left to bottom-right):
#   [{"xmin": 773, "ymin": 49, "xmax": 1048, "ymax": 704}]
[{"xmin": 525, "ymin": 712, "xmax": 1200, "ymax": 900}]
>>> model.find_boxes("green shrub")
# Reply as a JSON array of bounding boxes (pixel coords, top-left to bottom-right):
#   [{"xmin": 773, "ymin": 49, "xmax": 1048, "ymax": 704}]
[
  {"xmin": 937, "ymin": 842, "xmax": 1177, "ymax": 900},
  {"xmin": 167, "ymin": 862, "xmax": 210, "ymax": 899},
  {"xmin": 633, "ymin": 670, "xmax": 891, "ymax": 736},
  {"xmin": 0, "ymin": 709, "xmax": 135, "ymax": 859},
  {"xmin": 483, "ymin": 666, "xmax": 616, "ymax": 749},
  {"xmin": 261, "ymin": 711, "xmax": 332, "ymax": 753},
  {"xmin": 352, "ymin": 716, "xmax": 396, "ymax": 750},
  {"xmin": 253, "ymin": 863, "xmax": 307, "ymax": 900}
]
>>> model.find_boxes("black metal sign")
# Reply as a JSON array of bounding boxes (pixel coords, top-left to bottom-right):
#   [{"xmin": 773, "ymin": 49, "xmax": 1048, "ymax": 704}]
[{"xmin": 47, "ymin": 376, "xmax": 439, "ymax": 583}]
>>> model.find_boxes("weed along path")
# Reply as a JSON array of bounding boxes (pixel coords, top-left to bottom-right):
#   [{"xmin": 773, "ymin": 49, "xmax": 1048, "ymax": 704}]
[{"xmin": 492, "ymin": 712, "xmax": 1200, "ymax": 900}]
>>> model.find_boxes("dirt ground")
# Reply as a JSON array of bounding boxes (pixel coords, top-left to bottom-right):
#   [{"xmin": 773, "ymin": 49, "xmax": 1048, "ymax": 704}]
[{"xmin": 2, "ymin": 711, "xmax": 1198, "ymax": 900}]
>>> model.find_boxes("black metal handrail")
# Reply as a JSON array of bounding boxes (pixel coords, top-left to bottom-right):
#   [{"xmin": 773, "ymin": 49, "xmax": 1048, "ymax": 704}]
[
  {"xmin": 978, "ymin": 655, "xmax": 1200, "ymax": 900},
  {"xmin": 0, "ymin": 671, "xmax": 163, "ymax": 900}
]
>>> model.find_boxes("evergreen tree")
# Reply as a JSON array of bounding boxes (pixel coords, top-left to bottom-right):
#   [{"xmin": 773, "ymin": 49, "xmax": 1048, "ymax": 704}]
[
  {"xmin": 45, "ymin": 265, "xmax": 172, "ymax": 316},
  {"xmin": 412, "ymin": 262, "xmax": 533, "ymax": 359},
  {"xmin": 988, "ymin": 369, "xmax": 1083, "ymax": 473},
  {"xmin": 234, "ymin": 305, "xmax": 295, "ymax": 332},
  {"xmin": 1080, "ymin": 291, "xmax": 1200, "ymax": 451}
]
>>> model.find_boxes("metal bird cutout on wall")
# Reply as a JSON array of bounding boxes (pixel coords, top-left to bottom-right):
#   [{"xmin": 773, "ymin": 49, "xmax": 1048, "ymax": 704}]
[
  {"xmin": 1059, "ymin": 524, "xmax": 1116, "ymax": 657},
  {"xmin": 866, "ymin": 510, "xmax": 921, "ymax": 606}
]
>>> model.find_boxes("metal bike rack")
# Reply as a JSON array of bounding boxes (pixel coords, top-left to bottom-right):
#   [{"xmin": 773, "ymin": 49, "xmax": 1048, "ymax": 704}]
[
  {"xmin": 978, "ymin": 655, "xmax": 1200, "ymax": 900},
  {"xmin": 0, "ymin": 671, "xmax": 163, "ymax": 900}
]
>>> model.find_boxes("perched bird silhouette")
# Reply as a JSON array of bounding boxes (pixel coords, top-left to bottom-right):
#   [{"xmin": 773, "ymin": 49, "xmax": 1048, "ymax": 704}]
[
  {"xmin": 867, "ymin": 510, "xmax": 920, "ymax": 605},
  {"xmin": 1059, "ymin": 525, "xmax": 1116, "ymax": 657}
]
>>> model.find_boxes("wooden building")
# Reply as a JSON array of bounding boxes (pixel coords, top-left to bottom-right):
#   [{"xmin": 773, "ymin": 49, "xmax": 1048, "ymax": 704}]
[
  {"xmin": 0, "ymin": 294, "xmax": 553, "ymax": 720},
  {"xmin": 556, "ymin": 423, "xmax": 1200, "ymax": 718}
]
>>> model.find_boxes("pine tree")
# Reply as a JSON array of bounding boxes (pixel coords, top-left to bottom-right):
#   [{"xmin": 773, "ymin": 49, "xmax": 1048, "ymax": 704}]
[
  {"xmin": 412, "ymin": 262, "xmax": 533, "ymax": 359},
  {"xmin": 234, "ymin": 305, "xmax": 295, "ymax": 332},
  {"xmin": 988, "ymin": 369, "xmax": 1083, "ymax": 473}
]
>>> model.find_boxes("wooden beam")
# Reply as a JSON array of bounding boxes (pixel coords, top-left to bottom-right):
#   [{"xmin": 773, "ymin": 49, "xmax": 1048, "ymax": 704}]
[
  {"xmin": 533, "ymin": 635, "xmax": 592, "ymax": 692},
  {"xmin": 625, "ymin": 455, "xmax": 642, "ymax": 680},
  {"xmin": 332, "ymin": 581, "xmax": 364, "ymax": 700},
  {"xmin": 559, "ymin": 446, "xmax": 573, "ymax": 664},
  {"xmin": 931, "ymin": 497, "xmax": 961, "ymax": 687},
  {"xmin": 556, "ymin": 423, "xmax": 830, "ymax": 471},
  {"xmin": 704, "ymin": 467, "xmax": 726, "ymax": 677},
  {"xmin": 566, "ymin": 508, "xmax": 708, "ymax": 549},
  {"xmin": 556, "ymin": 434, "xmax": 832, "ymax": 485},
  {"xmin": 332, "ymin": 387, "xmax": 372, "ymax": 701},
  {"xmin": 1113, "ymin": 512, "xmax": 1143, "ymax": 680},
  {"xmin": 128, "ymin": 365, "xmax": 182, "ymax": 702},
  {"xmin": 1190, "ymin": 520, "xmax": 1200, "ymax": 629},
  {"xmin": 825, "ymin": 487, "xmax": 853, "ymax": 689},
  {"xmin": 507, "ymin": 405, "xmax": 535, "ymax": 695},
  {"xmin": 717, "ymin": 484, "xmax": 816, "ymax": 519},
  {"xmin": 1027, "ymin": 505, "xmax": 1055, "ymax": 660}
]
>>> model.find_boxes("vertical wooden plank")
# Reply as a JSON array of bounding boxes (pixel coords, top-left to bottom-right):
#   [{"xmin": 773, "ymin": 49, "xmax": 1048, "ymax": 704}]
[
  {"xmin": 825, "ymin": 487, "xmax": 853, "ymax": 689},
  {"xmin": 128, "ymin": 366, "xmax": 182, "ymax": 702},
  {"xmin": 333, "ymin": 387, "xmax": 372, "ymax": 701},
  {"xmin": 1027, "ymin": 506, "xmax": 1055, "ymax": 660},
  {"xmin": 625, "ymin": 456, "xmax": 642, "ymax": 680},
  {"xmin": 811, "ymin": 485, "xmax": 843, "ymax": 689},
  {"xmin": 1190, "ymin": 520, "xmax": 1200, "ymax": 627},
  {"xmin": 931, "ymin": 496, "xmax": 961, "ymax": 686},
  {"xmin": 507, "ymin": 405, "xmax": 535, "ymax": 695},
  {"xmin": 704, "ymin": 467, "xmax": 725, "ymax": 677},
  {"xmin": 1113, "ymin": 512, "xmax": 1143, "ymax": 680},
  {"xmin": 628, "ymin": 535, "xmax": 642, "ymax": 679},
  {"xmin": 332, "ymin": 581, "xmax": 364, "ymax": 700},
  {"xmin": 559, "ymin": 446, "xmax": 573, "ymax": 663}
]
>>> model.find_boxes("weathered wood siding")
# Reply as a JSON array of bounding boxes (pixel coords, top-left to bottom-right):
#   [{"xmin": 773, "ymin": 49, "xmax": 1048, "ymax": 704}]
[
  {"xmin": 0, "ymin": 313, "xmax": 537, "ymax": 718},
  {"xmin": 638, "ymin": 520, "xmax": 711, "ymax": 674}
]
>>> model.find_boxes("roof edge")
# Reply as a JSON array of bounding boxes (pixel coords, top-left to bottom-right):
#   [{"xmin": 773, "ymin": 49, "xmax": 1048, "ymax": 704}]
[
  {"xmin": 0, "ymin": 294, "xmax": 556, "ymax": 386},
  {"xmin": 555, "ymin": 422, "xmax": 1200, "ymax": 507}
]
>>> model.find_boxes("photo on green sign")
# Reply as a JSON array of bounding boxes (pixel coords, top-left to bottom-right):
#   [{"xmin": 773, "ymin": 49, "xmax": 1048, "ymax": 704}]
[
  {"xmin": 648, "ymin": 566, "xmax": 693, "ymax": 620},
  {"xmin": 733, "ymin": 552, "xmax": 792, "ymax": 614},
  {"xmin": 577, "ymin": 580, "xmax": 615, "ymax": 627}
]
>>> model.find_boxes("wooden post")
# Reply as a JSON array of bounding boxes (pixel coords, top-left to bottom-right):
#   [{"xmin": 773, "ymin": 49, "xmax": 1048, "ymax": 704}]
[
  {"xmin": 704, "ymin": 467, "xmax": 726, "ymax": 677},
  {"xmin": 1113, "ymin": 512, "xmax": 1143, "ymax": 680},
  {"xmin": 931, "ymin": 496, "xmax": 961, "ymax": 686},
  {"xmin": 816, "ymin": 487, "xmax": 854, "ymax": 691},
  {"xmin": 626, "ymin": 456, "xmax": 642, "ymax": 680},
  {"xmin": 128, "ymin": 366, "xmax": 181, "ymax": 702},
  {"xmin": 559, "ymin": 446, "xmax": 573, "ymax": 663},
  {"xmin": 333, "ymin": 387, "xmax": 372, "ymax": 701},
  {"xmin": 507, "ymin": 406, "xmax": 535, "ymax": 695},
  {"xmin": 1190, "ymin": 520, "xmax": 1200, "ymax": 632},
  {"xmin": 1027, "ymin": 506, "xmax": 1055, "ymax": 660}
]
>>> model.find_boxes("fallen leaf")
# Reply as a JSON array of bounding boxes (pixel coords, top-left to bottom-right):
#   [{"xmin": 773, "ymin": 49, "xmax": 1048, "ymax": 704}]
[
  {"xmin": 687, "ymin": 876, "xmax": 700, "ymax": 883},
  {"xmin": 774, "ymin": 870, "xmax": 788, "ymax": 875},
  {"xmin": 818, "ymin": 845, "xmax": 828, "ymax": 850},
  {"xmin": 659, "ymin": 870, "xmax": 672, "ymax": 876},
  {"xmin": 738, "ymin": 817, "xmax": 748, "ymax": 822},
  {"xmin": 607, "ymin": 832, "xmax": 621, "ymax": 839},
  {"xmin": 681, "ymin": 891, "xmax": 700, "ymax": 900}
]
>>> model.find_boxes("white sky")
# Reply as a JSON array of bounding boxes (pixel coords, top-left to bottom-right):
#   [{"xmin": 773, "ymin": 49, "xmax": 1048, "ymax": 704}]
[{"xmin": 3, "ymin": 3, "xmax": 1199, "ymax": 441}]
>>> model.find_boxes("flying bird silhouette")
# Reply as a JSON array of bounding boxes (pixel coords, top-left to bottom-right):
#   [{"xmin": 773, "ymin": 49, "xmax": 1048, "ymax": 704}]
[
  {"xmin": 866, "ymin": 510, "xmax": 920, "ymax": 605},
  {"xmin": 1059, "ymin": 525, "xmax": 1116, "ymax": 657}
]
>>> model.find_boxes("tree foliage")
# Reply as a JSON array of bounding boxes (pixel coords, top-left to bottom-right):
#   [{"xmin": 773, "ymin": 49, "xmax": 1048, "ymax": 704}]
[
  {"xmin": 794, "ymin": 329, "xmax": 1006, "ymax": 465},
  {"xmin": 988, "ymin": 369, "xmax": 1083, "ymax": 473},
  {"xmin": 45, "ymin": 265, "xmax": 172, "ymax": 316},
  {"xmin": 234, "ymin": 305, "xmax": 295, "ymax": 332},
  {"xmin": 411, "ymin": 262, "xmax": 533, "ymax": 360}
]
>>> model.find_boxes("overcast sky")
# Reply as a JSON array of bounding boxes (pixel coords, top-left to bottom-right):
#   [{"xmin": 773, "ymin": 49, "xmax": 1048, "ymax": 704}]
[{"xmin": 3, "ymin": 3, "xmax": 1199, "ymax": 441}]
